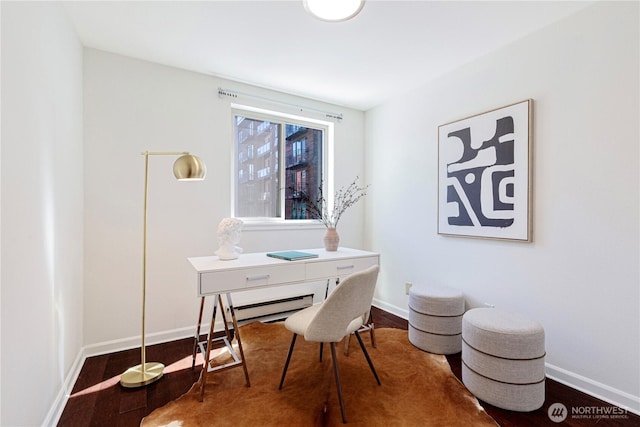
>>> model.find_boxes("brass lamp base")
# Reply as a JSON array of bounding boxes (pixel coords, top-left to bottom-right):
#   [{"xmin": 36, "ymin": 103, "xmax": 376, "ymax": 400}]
[{"xmin": 120, "ymin": 362, "xmax": 165, "ymax": 388}]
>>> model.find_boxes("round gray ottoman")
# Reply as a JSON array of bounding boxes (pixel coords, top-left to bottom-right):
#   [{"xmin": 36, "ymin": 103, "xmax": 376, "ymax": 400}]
[
  {"xmin": 462, "ymin": 308, "xmax": 545, "ymax": 412},
  {"xmin": 408, "ymin": 284, "xmax": 464, "ymax": 354}
]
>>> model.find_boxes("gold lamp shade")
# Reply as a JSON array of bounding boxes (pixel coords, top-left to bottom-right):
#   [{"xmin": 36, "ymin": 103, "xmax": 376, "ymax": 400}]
[{"xmin": 173, "ymin": 154, "xmax": 206, "ymax": 181}]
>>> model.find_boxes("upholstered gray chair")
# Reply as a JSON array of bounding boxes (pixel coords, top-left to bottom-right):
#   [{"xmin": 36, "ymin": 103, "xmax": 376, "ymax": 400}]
[{"xmin": 278, "ymin": 265, "xmax": 381, "ymax": 423}]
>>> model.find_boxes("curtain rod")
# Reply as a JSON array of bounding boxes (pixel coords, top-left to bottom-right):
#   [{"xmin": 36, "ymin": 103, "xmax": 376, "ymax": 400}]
[{"xmin": 218, "ymin": 87, "xmax": 343, "ymax": 121}]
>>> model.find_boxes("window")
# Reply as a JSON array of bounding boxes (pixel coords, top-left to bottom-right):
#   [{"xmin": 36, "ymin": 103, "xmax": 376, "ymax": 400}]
[{"xmin": 232, "ymin": 107, "xmax": 329, "ymax": 222}]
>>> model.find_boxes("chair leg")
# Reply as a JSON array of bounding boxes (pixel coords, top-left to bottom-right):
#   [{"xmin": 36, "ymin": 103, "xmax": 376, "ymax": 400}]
[
  {"xmin": 279, "ymin": 334, "xmax": 297, "ymax": 390},
  {"xmin": 330, "ymin": 342, "xmax": 347, "ymax": 424},
  {"xmin": 368, "ymin": 311, "xmax": 376, "ymax": 348},
  {"xmin": 319, "ymin": 342, "xmax": 324, "ymax": 362},
  {"xmin": 343, "ymin": 334, "xmax": 351, "ymax": 356},
  {"xmin": 355, "ymin": 331, "xmax": 381, "ymax": 386},
  {"xmin": 345, "ymin": 311, "xmax": 376, "ymax": 356}
]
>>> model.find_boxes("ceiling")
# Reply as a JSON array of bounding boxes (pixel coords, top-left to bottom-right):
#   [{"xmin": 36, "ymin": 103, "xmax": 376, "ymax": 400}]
[{"xmin": 63, "ymin": 0, "xmax": 593, "ymax": 110}]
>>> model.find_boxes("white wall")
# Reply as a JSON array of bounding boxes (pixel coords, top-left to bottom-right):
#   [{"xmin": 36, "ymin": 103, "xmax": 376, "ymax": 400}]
[
  {"xmin": 365, "ymin": 1, "xmax": 639, "ymax": 412},
  {"xmin": 0, "ymin": 2, "xmax": 84, "ymax": 426},
  {"xmin": 83, "ymin": 49, "xmax": 366, "ymax": 348}
]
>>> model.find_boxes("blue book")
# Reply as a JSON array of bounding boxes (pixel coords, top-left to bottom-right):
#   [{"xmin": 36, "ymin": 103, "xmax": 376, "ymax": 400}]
[{"xmin": 266, "ymin": 251, "xmax": 319, "ymax": 261}]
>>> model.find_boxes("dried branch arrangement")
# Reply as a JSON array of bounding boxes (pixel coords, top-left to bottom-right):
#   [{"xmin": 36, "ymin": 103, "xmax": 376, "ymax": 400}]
[{"xmin": 294, "ymin": 177, "xmax": 369, "ymax": 228}]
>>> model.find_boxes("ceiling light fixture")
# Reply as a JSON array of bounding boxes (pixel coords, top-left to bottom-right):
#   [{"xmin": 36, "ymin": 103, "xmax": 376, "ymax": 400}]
[{"xmin": 304, "ymin": 0, "xmax": 365, "ymax": 22}]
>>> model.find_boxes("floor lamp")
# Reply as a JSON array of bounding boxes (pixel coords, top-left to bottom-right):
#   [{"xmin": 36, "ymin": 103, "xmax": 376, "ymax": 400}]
[{"xmin": 120, "ymin": 151, "xmax": 206, "ymax": 388}]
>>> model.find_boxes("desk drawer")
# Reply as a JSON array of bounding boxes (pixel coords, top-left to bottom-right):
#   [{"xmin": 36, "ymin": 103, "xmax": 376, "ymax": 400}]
[
  {"xmin": 199, "ymin": 264, "xmax": 306, "ymax": 295},
  {"xmin": 305, "ymin": 256, "xmax": 379, "ymax": 281}
]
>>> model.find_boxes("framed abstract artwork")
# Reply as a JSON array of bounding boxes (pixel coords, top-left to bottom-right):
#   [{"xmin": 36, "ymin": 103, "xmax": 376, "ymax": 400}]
[{"xmin": 438, "ymin": 99, "xmax": 533, "ymax": 241}]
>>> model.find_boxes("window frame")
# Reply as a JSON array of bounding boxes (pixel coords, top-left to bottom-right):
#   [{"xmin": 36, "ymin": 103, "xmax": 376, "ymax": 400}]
[{"xmin": 231, "ymin": 104, "xmax": 334, "ymax": 229}]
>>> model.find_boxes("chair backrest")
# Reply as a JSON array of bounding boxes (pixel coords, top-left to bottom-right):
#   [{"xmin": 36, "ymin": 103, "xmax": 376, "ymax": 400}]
[{"xmin": 304, "ymin": 265, "xmax": 379, "ymax": 342}]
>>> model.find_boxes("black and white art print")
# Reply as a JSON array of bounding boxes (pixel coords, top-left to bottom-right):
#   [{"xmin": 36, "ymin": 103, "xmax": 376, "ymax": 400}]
[{"xmin": 438, "ymin": 100, "xmax": 532, "ymax": 241}]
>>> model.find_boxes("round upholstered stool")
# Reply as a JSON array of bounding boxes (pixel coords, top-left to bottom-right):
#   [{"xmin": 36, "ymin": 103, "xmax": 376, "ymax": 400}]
[
  {"xmin": 408, "ymin": 284, "xmax": 464, "ymax": 354},
  {"xmin": 462, "ymin": 308, "xmax": 546, "ymax": 412}
]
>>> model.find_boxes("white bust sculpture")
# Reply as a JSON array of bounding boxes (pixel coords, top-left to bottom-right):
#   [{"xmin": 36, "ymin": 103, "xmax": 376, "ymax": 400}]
[{"xmin": 215, "ymin": 218, "xmax": 244, "ymax": 260}]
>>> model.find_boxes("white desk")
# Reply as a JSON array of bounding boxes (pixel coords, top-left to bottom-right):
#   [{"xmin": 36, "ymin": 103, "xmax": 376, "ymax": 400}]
[{"xmin": 188, "ymin": 247, "xmax": 379, "ymax": 400}]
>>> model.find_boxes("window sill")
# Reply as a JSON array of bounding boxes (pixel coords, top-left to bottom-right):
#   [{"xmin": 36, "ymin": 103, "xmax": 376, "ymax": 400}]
[{"xmin": 240, "ymin": 219, "xmax": 326, "ymax": 232}]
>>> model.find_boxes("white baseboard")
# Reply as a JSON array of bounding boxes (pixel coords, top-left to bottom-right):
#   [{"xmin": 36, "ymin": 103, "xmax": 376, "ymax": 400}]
[
  {"xmin": 545, "ymin": 363, "xmax": 640, "ymax": 416},
  {"xmin": 83, "ymin": 324, "xmax": 203, "ymax": 358},
  {"xmin": 372, "ymin": 298, "xmax": 408, "ymax": 320},
  {"xmin": 42, "ymin": 348, "xmax": 86, "ymax": 427}
]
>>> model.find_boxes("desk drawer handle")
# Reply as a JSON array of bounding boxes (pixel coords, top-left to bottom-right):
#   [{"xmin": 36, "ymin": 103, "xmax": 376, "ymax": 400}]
[
  {"xmin": 337, "ymin": 265, "xmax": 355, "ymax": 270},
  {"xmin": 246, "ymin": 274, "xmax": 271, "ymax": 282}
]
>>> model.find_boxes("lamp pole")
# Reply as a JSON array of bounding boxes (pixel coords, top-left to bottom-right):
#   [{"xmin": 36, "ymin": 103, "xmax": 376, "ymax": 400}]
[{"xmin": 120, "ymin": 151, "xmax": 206, "ymax": 388}]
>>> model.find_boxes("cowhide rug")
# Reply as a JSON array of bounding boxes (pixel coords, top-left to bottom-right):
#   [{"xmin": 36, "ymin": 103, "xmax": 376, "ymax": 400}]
[{"xmin": 142, "ymin": 321, "xmax": 497, "ymax": 426}]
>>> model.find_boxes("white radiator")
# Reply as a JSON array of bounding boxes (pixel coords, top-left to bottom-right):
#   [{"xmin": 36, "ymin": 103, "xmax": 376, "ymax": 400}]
[{"xmin": 227, "ymin": 293, "xmax": 314, "ymax": 324}]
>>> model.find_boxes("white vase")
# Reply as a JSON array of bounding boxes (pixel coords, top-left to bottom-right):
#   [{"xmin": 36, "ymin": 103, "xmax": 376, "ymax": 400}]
[{"xmin": 323, "ymin": 227, "xmax": 340, "ymax": 251}]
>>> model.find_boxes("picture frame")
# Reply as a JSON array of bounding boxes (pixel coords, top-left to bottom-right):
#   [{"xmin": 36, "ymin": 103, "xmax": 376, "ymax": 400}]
[{"xmin": 438, "ymin": 99, "xmax": 533, "ymax": 242}]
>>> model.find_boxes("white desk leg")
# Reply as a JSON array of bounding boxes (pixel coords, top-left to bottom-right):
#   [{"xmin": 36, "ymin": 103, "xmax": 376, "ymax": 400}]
[
  {"xmin": 217, "ymin": 294, "xmax": 234, "ymax": 344},
  {"xmin": 199, "ymin": 294, "xmax": 220, "ymax": 402},
  {"xmin": 192, "ymin": 296, "xmax": 205, "ymax": 368},
  {"xmin": 226, "ymin": 292, "xmax": 250, "ymax": 387},
  {"xmin": 198, "ymin": 293, "xmax": 251, "ymax": 402}
]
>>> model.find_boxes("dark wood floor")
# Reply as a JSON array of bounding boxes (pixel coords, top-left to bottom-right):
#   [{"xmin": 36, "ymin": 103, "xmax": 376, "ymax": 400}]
[{"xmin": 59, "ymin": 307, "xmax": 639, "ymax": 426}]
